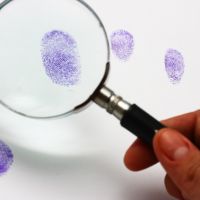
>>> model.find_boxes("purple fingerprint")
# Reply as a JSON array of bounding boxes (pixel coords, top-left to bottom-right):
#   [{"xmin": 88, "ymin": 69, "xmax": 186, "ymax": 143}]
[
  {"xmin": 41, "ymin": 30, "xmax": 80, "ymax": 86},
  {"xmin": 165, "ymin": 49, "xmax": 185, "ymax": 84},
  {"xmin": 111, "ymin": 30, "xmax": 134, "ymax": 61},
  {"xmin": 0, "ymin": 141, "xmax": 13, "ymax": 175}
]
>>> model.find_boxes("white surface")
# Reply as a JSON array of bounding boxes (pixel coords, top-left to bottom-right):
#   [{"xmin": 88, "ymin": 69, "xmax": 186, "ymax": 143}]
[{"xmin": 0, "ymin": 0, "xmax": 200, "ymax": 199}]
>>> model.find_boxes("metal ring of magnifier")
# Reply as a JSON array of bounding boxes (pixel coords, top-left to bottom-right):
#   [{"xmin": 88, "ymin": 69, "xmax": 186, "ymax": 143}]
[{"xmin": 0, "ymin": 0, "xmax": 110, "ymax": 119}]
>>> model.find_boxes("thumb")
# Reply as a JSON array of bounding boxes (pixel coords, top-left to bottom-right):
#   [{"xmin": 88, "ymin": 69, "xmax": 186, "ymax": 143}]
[{"xmin": 153, "ymin": 128, "xmax": 200, "ymax": 200}]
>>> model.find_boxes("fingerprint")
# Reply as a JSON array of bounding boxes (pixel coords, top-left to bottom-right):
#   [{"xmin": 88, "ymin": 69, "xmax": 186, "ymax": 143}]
[
  {"xmin": 165, "ymin": 49, "xmax": 185, "ymax": 84},
  {"xmin": 111, "ymin": 30, "xmax": 134, "ymax": 61},
  {"xmin": 41, "ymin": 30, "xmax": 81, "ymax": 86},
  {"xmin": 0, "ymin": 140, "xmax": 13, "ymax": 175}
]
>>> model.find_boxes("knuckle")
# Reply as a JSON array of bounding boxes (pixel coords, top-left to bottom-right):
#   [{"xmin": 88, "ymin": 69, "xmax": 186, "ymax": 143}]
[
  {"xmin": 164, "ymin": 175, "xmax": 182, "ymax": 199},
  {"xmin": 186, "ymin": 161, "xmax": 200, "ymax": 182},
  {"xmin": 182, "ymin": 159, "xmax": 200, "ymax": 199}
]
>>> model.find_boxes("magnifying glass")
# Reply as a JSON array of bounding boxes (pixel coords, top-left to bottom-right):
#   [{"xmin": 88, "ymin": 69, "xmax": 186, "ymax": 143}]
[{"xmin": 0, "ymin": 0, "xmax": 164, "ymax": 145}]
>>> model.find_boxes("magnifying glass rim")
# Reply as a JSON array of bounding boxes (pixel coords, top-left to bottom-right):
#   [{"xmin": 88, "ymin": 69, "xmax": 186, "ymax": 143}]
[{"xmin": 0, "ymin": 0, "xmax": 110, "ymax": 119}]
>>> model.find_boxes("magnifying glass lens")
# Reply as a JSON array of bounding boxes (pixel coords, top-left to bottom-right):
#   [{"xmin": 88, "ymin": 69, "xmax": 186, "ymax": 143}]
[{"xmin": 0, "ymin": 0, "xmax": 109, "ymax": 118}]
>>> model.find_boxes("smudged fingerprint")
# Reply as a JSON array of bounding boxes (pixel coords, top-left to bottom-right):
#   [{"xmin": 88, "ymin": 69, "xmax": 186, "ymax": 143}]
[
  {"xmin": 0, "ymin": 140, "xmax": 13, "ymax": 175},
  {"xmin": 111, "ymin": 30, "xmax": 134, "ymax": 61},
  {"xmin": 165, "ymin": 49, "xmax": 185, "ymax": 84},
  {"xmin": 41, "ymin": 30, "xmax": 81, "ymax": 86}
]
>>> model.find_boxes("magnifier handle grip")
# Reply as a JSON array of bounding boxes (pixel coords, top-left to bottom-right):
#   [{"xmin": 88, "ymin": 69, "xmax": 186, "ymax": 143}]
[{"xmin": 121, "ymin": 104, "xmax": 165, "ymax": 145}]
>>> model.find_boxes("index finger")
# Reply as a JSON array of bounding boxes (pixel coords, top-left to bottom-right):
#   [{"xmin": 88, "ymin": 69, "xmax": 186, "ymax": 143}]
[{"xmin": 124, "ymin": 110, "xmax": 199, "ymax": 171}]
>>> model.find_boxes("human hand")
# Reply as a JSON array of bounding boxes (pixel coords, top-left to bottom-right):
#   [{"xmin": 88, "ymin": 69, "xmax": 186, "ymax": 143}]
[{"xmin": 124, "ymin": 111, "xmax": 200, "ymax": 200}]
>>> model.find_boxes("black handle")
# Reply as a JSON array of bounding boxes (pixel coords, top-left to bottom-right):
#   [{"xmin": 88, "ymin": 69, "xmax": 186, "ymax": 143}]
[{"xmin": 121, "ymin": 104, "xmax": 165, "ymax": 145}]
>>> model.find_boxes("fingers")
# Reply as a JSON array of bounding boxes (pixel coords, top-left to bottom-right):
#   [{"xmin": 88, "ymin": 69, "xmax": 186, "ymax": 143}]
[
  {"xmin": 154, "ymin": 128, "xmax": 200, "ymax": 200},
  {"xmin": 124, "ymin": 111, "xmax": 198, "ymax": 171},
  {"xmin": 124, "ymin": 139, "xmax": 157, "ymax": 171},
  {"xmin": 161, "ymin": 111, "xmax": 197, "ymax": 139},
  {"xmin": 164, "ymin": 174, "xmax": 183, "ymax": 200}
]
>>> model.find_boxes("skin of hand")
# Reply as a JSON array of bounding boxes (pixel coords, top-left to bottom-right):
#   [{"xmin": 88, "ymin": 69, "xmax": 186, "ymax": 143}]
[{"xmin": 124, "ymin": 110, "xmax": 200, "ymax": 200}]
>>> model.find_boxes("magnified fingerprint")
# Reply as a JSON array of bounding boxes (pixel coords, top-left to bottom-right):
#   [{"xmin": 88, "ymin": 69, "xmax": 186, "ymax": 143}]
[
  {"xmin": 165, "ymin": 49, "xmax": 185, "ymax": 84},
  {"xmin": 111, "ymin": 30, "xmax": 134, "ymax": 61},
  {"xmin": 41, "ymin": 30, "xmax": 81, "ymax": 86},
  {"xmin": 0, "ymin": 140, "xmax": 13, "ymax": 175}
]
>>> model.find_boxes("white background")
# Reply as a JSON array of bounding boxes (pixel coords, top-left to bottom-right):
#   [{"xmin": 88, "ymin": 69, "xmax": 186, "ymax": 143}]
[{"xmin": 0, "ymin": 0, "xmax": 200, "ymax": 199}]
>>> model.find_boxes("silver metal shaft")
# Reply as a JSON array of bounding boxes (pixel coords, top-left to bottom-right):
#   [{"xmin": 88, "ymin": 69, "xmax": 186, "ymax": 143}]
[{"xmin": 93, "ymin": 86, "xmax": 131, "ymax": 120}]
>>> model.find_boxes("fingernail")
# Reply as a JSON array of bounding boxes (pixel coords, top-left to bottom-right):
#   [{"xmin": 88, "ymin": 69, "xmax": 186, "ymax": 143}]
[{"xmin": 158, "ymin": 130, "xmax": 190, "ymax": 161}]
